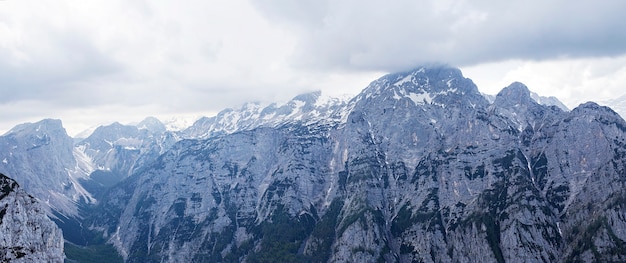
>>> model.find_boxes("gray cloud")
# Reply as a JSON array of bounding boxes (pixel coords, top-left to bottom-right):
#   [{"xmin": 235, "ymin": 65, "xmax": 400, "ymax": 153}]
[
  {"xmin": 252, "ymin": 0, "xmax": 330, "ymax": 29},
  {"xmin": 0, "ymin": 11, "xmax": 123, "ymax": 106},
  {"xmin": 253, "ymin": 0, "xmax": 626, "ymax": 71},
  {"xmin": 1, "ymin": 0, "xmax": 626, "ymax": 134}
]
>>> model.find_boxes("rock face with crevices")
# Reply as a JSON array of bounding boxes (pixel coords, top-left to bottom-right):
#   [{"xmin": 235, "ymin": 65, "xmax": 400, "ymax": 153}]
[
  {"xmin": 0, "ymin": 173, "xmax": 64, "ymax": 263},
  {"xmin": 0, "ymin": 119, "xmax": 94, "ymax": 217}
]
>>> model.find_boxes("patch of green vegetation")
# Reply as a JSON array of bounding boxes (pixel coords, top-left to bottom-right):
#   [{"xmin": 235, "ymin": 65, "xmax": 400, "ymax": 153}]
[
  {"xmin": 392, "ymin": 162, "xmax": 408, "ymax": 181},
  {"xmin": 546, "ymin": 184, "xmax": 569, "ymax": 213},
  {"xmin": 399, "ymin": 243, "xmax": 415, "ymax": 254},
  {"xmin": 412, "ymin": 158, "xmax": 440, "ymax": 184},
  {"xmin": 91, "ymin": 170, "xmax": 125, "ymax": 187},
  {"xmin": 464, "ymin": 164, "xmax": 486, "ymax": 180},
  {"xmin": 0, "ymin": 174, "xmax": 18, "ymax": 199},
  {"xmin": 377, "ymin": 243, "xmax": 392, "ymax": 263},
  {"xmin": 603, "ymin": 221, "xmax": 626, "ymax": 257},
  {"xmin": 451, "ymin": 180, "xmax": 509, "ymax": 263},
  {"xmin": 247, "ymin": 204, "xmax": 315, "ymax": 263},
  {"xmin": 306, "ymin": 199, "xmax": 343, "ymax": 263},
  {"xmin": 192, "ymin": 225, "xmax": 238, "ymax": 263},
  {"xmin": 0, "ymin": 206, "xmax": 6, "ymax": 224},
  {"xmin": 346, "ymin": 156, "xmax": 381, "ymax": 184},
  {"xmin": 391, "ymin": 204, "xmax": 413, "ymax": 236},
  {"xmin": 337, "ymin": 207, "xmax": 384, "ymax": 237},
  {"xmin": 477, "ymin": 213, "xmax": 504, "ymax": 263},
  {"xmin": 51, "ymin": 210, "xmax": 104, "ymax": 246},
  {"xmin": 567, "ymin": 215, "xmax": 626, "ymax": 262},
  {"xmin": 133, "ymin": 194, "xmax": 156, "ymax": 217},
  {"xmin": 64, "ymin": 242, "xmax": 123, "ymax": 263},
  {"xmin": 222, "ymin": 238, "xmax": 255, "ymax": 263},
  {"xmin": 492, "ymin": 150, "xmax": 520, "ymax": 177},
  {"xmin": 568, "ymin": 217, "xmax": 605, "ymax": 261}
]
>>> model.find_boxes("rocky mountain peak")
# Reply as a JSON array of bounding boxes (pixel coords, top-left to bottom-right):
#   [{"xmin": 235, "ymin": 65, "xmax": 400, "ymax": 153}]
[
  {"xmin": 76, "ymin": 119, "xmax": 178, "ymax": 179},
  {"xmin": 0, "ymin": 118, "xmax": 92, "ymax": 217},
  {"xmin": 4, "ymin": 119, "xmax": 67, "ymax": 139},
  {"xmin": 373, "ymin": 65, "xmax": 475, "ymax": 93},
  {"xmin": 292, "ymin": 90, "xmax": 322, "ymax": 104},
  {"xmin": 354, "ymin": 65, "xmax": 487, "ymax": 114},
  {"xmin": 571, "ymin": 101, "xmax": 624, "ymax": 122},
  {"xmin": 494, "ymin": 82, "xmax": 534, "ymax": 107},
  {"xmin": 137, "ymin": 117, "xmax": 166, "ymax": 134},
  {"xmin": 86, "ymin": 122, "xmax": 140, "ymax": 143},
  {"xmin": 490, "ymin": 82, "xmax": 565, "ymax": 132},
  {"xmin": 1, "ymin": 119, "xmax": 74, "ymax": 163},
  {"xmin": 494, "ymin": 82, "xmax": 570, "ymax": 112}
]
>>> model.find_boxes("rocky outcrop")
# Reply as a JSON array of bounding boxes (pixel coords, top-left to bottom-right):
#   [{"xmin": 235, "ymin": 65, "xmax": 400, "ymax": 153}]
[
  {"xmin": 0, "ymin": 119, "xmax": 94, "ymax": 217},
  {"xmin": 0, "ymin": 173, "xmax": 64, "ymax": 262}
]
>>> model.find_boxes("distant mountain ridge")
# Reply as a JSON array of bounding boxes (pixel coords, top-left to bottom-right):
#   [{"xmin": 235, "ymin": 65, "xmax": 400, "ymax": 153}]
[
  {"xmin": 180, "ymin": 90, "xmax": 353, "ymax": 139},
  {"xmin": 1, "ymin": 65, "xmax": 625, "ymax": 262},
  {"xmin": 482, "ymin": 88, "xmax": 569, "ymax": 111}
]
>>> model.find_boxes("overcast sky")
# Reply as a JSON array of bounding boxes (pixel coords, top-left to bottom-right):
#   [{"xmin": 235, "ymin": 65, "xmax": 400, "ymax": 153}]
[{"xmin": 1, "ymin": 0, "xmax": 626, "ymax": 136}]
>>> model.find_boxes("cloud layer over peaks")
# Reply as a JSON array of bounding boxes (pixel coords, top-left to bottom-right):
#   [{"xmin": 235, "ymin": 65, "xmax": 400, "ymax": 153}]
[{"xmin": 254, "ymin": 0, "xmax": 626, "ymax": 71}]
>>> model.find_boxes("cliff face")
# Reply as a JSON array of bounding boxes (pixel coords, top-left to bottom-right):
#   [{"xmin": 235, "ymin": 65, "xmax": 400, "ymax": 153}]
[
  {"xmin": 86, "ymin": 66, "xmax": 626, "ymax": 262},
  {"xmin": 0, "ymin": 173, "xmax": 64, "ymax": 263},
  {"xmin": 0, "ymin": 119, "xmax": 94, "ymax": 217}
]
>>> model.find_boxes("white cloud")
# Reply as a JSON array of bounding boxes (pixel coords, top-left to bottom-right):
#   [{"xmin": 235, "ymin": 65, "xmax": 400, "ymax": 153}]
[
  {"xmin": 1, "ymin": 0, "xmax": 625, "ymax": 134},
  {"xmin": 255, "ymin": 0, "xmax": 626, "ymax": 71},
  {"xmin": 462, "ymin": 55, "xmax": 626, "ymax": 108}
]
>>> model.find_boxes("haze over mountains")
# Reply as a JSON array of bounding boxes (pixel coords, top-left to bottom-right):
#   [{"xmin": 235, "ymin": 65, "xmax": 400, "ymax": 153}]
[
  {"xmin": 600, "ymin": 94, "xmax": 626, "ymax": 120},
  {"xmin": 1, "ymin": 66, "xmax": 626, "ymax": 262}
]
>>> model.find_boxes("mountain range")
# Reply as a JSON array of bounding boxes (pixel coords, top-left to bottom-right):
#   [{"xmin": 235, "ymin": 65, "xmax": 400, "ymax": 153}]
[{"xmin": 1, "ymin": 65, "xmax": 626, "ymax": 262}]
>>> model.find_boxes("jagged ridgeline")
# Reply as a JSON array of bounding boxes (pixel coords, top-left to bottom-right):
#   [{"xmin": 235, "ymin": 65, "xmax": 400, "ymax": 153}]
[{"xmin": 2, "ymin": 65, "xmax": 626, "ymax": 262}]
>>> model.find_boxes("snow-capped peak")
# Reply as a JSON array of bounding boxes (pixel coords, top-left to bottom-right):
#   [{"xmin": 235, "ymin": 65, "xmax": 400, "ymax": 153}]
[
  {"xmin": 181, "ymin": 91, "xmax": 351, "ymax": 139},
  {"xmin": 137, "ymin": 117, "xmax": 166, "ymax": 133},
  {"xmin": 159, "ymin": 115, "xmax": 203, "ymax": 132}
]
